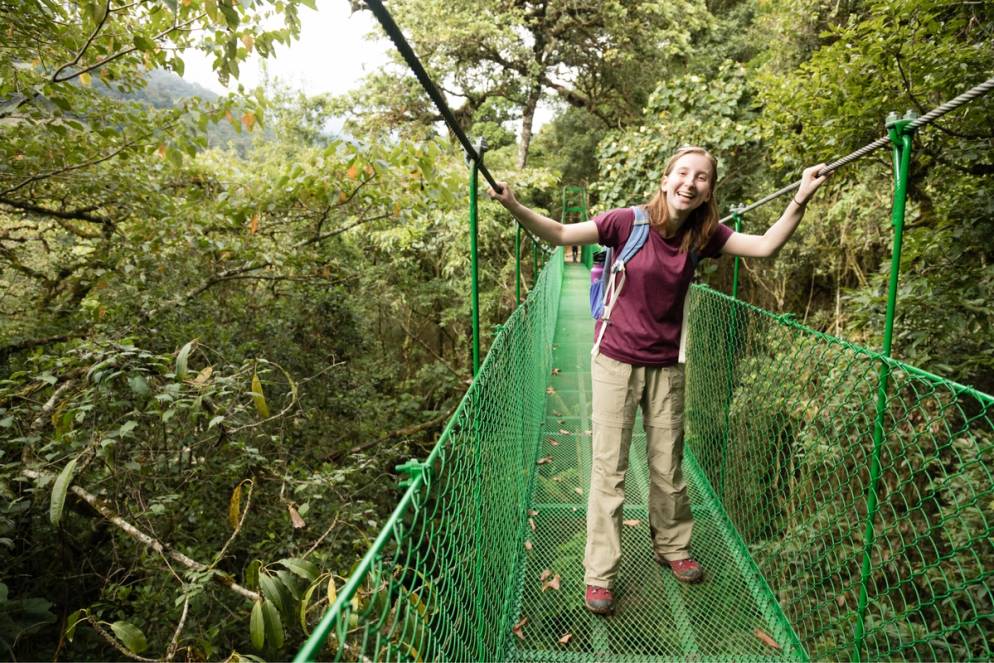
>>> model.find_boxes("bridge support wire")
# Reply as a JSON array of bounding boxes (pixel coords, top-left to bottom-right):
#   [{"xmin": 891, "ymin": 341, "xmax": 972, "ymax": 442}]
[{"xmin": 719, "ymin": 75, "xmax": 994, "ymax": 223}]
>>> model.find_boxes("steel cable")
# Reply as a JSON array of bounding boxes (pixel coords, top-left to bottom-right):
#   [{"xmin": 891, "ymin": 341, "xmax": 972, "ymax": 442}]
[
  {"xmin": 364, "ymin": 0, "xmax": 555, "ymax": 251},
  {"xmin": 720, "ymin": 74, "xmax": 994, "ymax": 222}
]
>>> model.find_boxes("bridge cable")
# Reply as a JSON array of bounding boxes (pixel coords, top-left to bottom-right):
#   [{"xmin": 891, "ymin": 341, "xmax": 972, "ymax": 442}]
[
  {"xmin": 364, "ymin": 0, "xmax": 554, "ymax": 252},
  {"xmin": 720, "ymin": 75, "xmax": 994, "ymax": 222}
]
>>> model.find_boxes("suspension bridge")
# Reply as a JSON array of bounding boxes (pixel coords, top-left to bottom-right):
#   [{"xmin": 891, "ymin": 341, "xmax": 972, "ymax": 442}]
[{"xmin": 293, "ymin": 2, "xmax": 994, "ymax": 660}]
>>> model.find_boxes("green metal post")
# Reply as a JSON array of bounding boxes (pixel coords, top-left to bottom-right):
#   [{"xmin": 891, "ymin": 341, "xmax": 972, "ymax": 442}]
[
  {"xmin": 718, "ymin": 207, "xmax": 744, "ymax": 496},
  {"xmin": 853, "ymin": 111, "xmax": 917, "ymax": 661},
  {"xmin": 469, "ymin": 141, "xmax": 483, "ymax": 377},
  {"xmin": 731, "ymin": 208, "xmax": 743, "ymax": 299},
  {"xmin": 515, "ymin": 225, "xmax": 522, "ymax": 304},
  {"xmin": 469, "ymin": 140, "xmax": 487, "ymax": 660}
]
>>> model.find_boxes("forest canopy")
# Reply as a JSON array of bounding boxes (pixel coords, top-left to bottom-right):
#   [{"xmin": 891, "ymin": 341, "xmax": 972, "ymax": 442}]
[{"xmin": 1, "ymin": 0, "xmax": 992, "ymax": 660}]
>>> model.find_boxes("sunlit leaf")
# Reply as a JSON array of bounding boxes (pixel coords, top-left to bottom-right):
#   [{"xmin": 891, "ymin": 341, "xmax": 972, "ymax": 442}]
[
  {"xmin": 250, "ymin": 600, "xmax": 265, "ymax": 650},
  {"xmin": 228, "ymin": 482, "xmax": 243, "ymax": 529},
  {"xmin": 49, "ymin": 457, "xmax": 78, "ymax": 526},
  {"xmin": 175, "ymin": 340, "xmax": 194, "ymax": 380},
  {"xmin": 251, "ymin": 371, "xmax": 269, "ymax": 418}
]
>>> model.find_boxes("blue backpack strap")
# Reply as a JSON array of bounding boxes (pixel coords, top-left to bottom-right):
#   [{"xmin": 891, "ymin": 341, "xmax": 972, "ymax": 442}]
[{"xmin": 611, "ymin": 206, "xmax": 650, "ymax": 271}]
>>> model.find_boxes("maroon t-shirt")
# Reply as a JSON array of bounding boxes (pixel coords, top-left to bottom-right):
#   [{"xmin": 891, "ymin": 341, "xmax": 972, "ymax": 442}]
[{"xmin": 593, "ymin": 207, "xmax": 732, "ymax": 366}]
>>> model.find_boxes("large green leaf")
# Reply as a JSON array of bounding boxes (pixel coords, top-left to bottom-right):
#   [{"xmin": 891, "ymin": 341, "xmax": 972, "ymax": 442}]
[
  {"xmin": 110, "ymin": 620, "xmax": 148, "ymax": 654},
  {"xmin": 49, "ymin": 458, "xmax": 78, "ymax": 526}
]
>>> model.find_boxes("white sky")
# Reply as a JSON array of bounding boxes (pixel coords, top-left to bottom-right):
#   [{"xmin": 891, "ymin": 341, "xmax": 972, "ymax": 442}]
[
  {"xmin": 182, "ymin": 1, "xmax": 552, "ymax": 131},
  {"xmin": 183, "ymin": 3, "xmax": 390, "ymax": 96}
]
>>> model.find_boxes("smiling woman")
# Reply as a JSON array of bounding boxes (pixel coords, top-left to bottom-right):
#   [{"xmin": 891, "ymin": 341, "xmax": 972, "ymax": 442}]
[{"xmin": 488, "ymin": 144, "xmax": 829, "ymax": 614}]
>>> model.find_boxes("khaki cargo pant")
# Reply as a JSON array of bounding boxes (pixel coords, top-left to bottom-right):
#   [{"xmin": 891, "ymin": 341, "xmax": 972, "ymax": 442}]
[{"xmin": 584, "ymin": 353, "xmax": 692, "ymax": 588}]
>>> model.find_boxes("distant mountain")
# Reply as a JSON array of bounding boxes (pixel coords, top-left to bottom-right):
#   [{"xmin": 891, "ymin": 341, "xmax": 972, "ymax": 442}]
[{"xmin": 98, "ymin": 69, "xmax": 253, "ymax": 153}]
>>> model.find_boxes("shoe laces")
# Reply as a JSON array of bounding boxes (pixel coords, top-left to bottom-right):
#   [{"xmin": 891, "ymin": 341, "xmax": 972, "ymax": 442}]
[{"xmin": 671, "ymin": 558, "xmax": 700, "ymax": 571}]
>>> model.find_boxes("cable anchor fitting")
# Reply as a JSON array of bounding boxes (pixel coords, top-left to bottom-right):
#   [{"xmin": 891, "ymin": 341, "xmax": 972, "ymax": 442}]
[{"xmin": 396, "ymin": 459, "xmax": 428, "ymax": 489}]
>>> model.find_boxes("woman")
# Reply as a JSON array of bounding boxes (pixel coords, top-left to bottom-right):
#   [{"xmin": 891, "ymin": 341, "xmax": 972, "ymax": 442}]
[{"xmin": 489, "ymin": 146, "xmax": 829, "ymax": 615}]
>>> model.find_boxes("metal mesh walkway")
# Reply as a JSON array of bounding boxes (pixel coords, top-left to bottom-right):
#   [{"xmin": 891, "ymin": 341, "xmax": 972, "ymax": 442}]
[{"xmin": 509, "ymin": 262, "xmax": 802, "ymax": 661}]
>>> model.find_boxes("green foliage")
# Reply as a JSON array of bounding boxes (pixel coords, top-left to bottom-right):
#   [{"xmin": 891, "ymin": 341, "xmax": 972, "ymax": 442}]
[
  {"xmin": 594, "ymin": 60, "xmax": 762, "ymax": 209},
  {"xmin": 343, "ymin": 0, "xmax": 713, "ymax": 164}
]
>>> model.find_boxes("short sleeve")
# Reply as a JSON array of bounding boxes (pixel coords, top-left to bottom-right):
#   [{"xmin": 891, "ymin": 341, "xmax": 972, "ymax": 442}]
[
  {"xmin": 593, "ymin": 208, "xmax": 634, "ymax": 249},
  {"xmin": 700, "ymin": 222, "xmax": 733, "ymax": 258}
]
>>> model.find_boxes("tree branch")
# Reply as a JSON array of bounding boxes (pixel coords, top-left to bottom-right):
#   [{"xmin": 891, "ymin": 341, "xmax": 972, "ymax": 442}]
[
  {"xmin": 21, "ymin": 468, "xmax": 261, "ymax": 603},
  {"xmin": 52, "ymin": 12, "xmax": 206, "ymax": 83},
  {"xmin": 51, "ymin": 0, "xmax": 112, "ymax": 82},
  {"xmin": 0, "ymin": 195, "xmax": 115, "ymax": 226},
  {"xmin": 86, "ymin": 618, "xmax": 158, "ymax": 662}
]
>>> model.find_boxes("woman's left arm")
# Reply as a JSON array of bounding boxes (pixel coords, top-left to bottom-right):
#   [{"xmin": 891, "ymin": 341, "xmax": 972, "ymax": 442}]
[{"xmin": 722, "ymin": 163, "xmax": 831, "ymax": 258}]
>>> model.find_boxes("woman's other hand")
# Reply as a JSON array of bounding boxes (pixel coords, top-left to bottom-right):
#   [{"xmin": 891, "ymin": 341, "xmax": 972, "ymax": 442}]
[
  {"xmin": 795, "ymin": 163, "xmax": 831, "ymax": 205},
  {"xmin": 488, "ymin": 181, "xmax": 518, "ymax": 208}
]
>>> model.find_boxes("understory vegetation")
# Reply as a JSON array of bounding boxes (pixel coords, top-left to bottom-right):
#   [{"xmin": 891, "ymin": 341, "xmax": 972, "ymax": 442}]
[{"xmin": 1, "ymin": 0, "xmax": 991, "ymax": 660}]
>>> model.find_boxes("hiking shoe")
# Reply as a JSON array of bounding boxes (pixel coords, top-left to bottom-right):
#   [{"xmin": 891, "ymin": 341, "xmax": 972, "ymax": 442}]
[
  {"xmin": 667, "ymin": 557, "xmax": 704, "ymax": 583},
  {"xmin": 584, "ymin": 585, "xmax": 614, "ymax": 614}
]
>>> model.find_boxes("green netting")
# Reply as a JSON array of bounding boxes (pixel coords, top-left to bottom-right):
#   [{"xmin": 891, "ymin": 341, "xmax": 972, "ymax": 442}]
[
  {"xmin": 685, "ymin": 285, "xmax": 994, "ymax": 661},
  {"xmin": 298, "ymin": 260, "xmax": 993, "ymax": 662}
]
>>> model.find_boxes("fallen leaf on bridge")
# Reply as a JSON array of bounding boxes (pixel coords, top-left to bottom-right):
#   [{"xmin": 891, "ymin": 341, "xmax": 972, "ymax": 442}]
[{"xmin": 754, "ymin": 628, "xmax": 781, "ymax": 650}]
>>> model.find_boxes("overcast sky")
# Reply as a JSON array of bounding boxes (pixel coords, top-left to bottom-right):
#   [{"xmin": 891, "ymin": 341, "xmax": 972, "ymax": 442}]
[
  {"xmin": 182, "ymin": 1, "xmax": 552, "ymax": 132},
  {"xmin": 182, "ymin": 3, "xmax": 391, "ymax": 97}
]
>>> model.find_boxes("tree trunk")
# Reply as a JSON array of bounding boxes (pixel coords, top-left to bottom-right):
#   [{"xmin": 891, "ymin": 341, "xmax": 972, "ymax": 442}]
[{"xmin": 517, "ymin": 80, "xmax": 542, "ymax": 169}]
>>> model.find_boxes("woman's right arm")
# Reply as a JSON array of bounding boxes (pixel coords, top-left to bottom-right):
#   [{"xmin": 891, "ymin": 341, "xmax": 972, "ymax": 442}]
[{"xmin": 488, "ymin": 181, "xmax": 600, "ymax": 247}]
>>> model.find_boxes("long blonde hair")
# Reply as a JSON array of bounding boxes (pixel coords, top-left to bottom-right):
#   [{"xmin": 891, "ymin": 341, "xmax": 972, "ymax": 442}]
[{"xmin": 644, "ymin": 146, "xmax": 719, "ymax": 254}]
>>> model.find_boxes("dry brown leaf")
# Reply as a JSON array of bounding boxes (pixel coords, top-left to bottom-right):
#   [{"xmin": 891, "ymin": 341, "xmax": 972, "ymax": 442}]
[
  {"xmin": 524, "ymin": 540, "xmax": 533, "ymax": 551},
  {"xmin": 574, "ymin": 487, "xmax": 583, "ymax": 496},
  {"xmin": 622, "ymin": 519, "xmax": 641, "ymax": 527},
  {"xmin": 191, "ymin": 365, "xmax": 213, "ymax": 385},
  {"xmin": 287, "ymin": 504, "xmax": 306, "ymax": 529},
  {"xmin": 551, "ymin": 368, "xmax": 561, "ymax": 376},
  {"xmin": 536, "ymin": 456, "xmax": 553, "ymax": 465},
  {"xmin": 528, "ymin": 518, "xmax": 536, "ymax": 531},
  {"xmin": 558, "ymin": 428, "xmax": 570, "ymax": 435},
  {"xmin": 540, "ymin": 569, "xmax": 551, "ymax": 582},
  {"xmin": 558, "ymin": 633, "xmax": 572, "ymax": 645},
  {"xmin": 754, "ymin": 628, "xmax": 781, "ymax": 650},
  {"xmin": 836, "ymin": 595, "xmax": 846, "ymax": 608},
  {"xmin": 546, "ymin": 387, "xmax": 556, "ymax": 395},
  {"xmin": 543, "ymin": 574, "xmax": 561, "ymax": 592},
  {"xmin": 512, "ymin": 617, "xmax": 528, "ymax": 641},
  {"xmin": 549, "ymin": 439, "xmax": 560, "ymax": 446},
  {"xmin": 528, "ymin": 509, "xmax": 539, "ymax": 516}
]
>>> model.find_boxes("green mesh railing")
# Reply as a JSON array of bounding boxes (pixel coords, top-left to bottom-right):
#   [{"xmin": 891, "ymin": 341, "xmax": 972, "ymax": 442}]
[
  {"xmin": 296, "ymin": 251, "xmax": 563, "ymax": 662},
  {"xmin": 685, "ymin": 285, "xmax": 994, "ymax": 661}
]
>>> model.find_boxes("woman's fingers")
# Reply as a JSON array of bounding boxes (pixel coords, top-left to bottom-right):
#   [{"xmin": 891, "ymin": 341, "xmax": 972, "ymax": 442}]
[
  {"xmin": 488, "ymin": 181, "xmax": 515, "ymax": 205},
  {"xmin": 797, "ymin": 163, "xmax": 830, "ymax": 202}
]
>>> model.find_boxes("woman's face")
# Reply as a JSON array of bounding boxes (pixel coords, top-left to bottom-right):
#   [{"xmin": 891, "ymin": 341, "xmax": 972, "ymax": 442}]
[{"xmin": 661, "ymin": 152, "xmax": 714, "ymax": 220}]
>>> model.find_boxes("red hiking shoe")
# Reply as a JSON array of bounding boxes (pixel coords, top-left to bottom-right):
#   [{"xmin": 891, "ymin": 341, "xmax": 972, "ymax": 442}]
[
  {"xmin": 667, "ymin": 557, "xmax": 704, "ymax": 583},
  {"xmin": 584, "ymin": 585, "xmax": 614, "ymax": 614}
]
